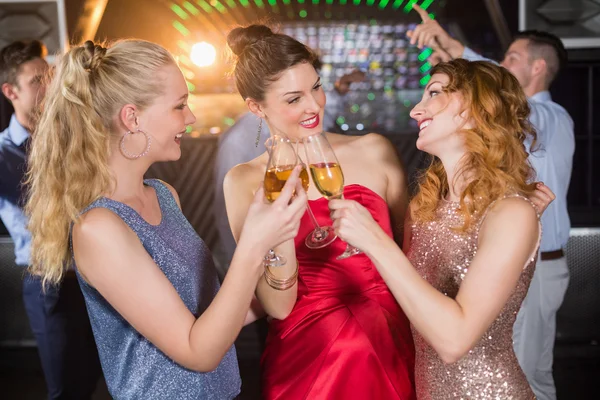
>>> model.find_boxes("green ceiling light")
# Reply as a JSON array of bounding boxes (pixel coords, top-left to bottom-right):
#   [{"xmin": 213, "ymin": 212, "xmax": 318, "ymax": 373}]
[
  {"xmin": 403, "ymin": 0, "xmax": 417, "ymax": 13},
  {"xmin": 367, "ymin": 92, "xmax": 375, "ymax": 101},
  {"xmin": 211, "ymin": 0, "xmax": 227, "ymax": 13},
  {"xmin": 298, "ymin": 0, "xmax": 305, "ymax": 3},
  {"xmin": 173, "ymin": 20, "xmax": 190, "ymax": 36},
  {"xmin": 340, "ymin": 0, "xmax": 347, "ymax": 5},
  {"xmin": 179, "ymin": 54, "xmax": 193, "ymax": 67},
  {"xmin": 421, "ymin": 0, "xmax": 434, "ymax": 9},
  {"xmin": 336, "ymin": 116, "xmax": 346, "ymax": 124},
  {"xmin": 171, "ymin": 4, "xmax": 189, "ymax": 19},
  {"xmin": 283, "ymin": 0, "xmax": 291, "ymax": 3},
  {"xmin": 253, "ymin": 0, "xmax": 265, "ymax": 7},
  {"xmin": 420, "ymin": 74, "xmax": 431, "ymax": 86},
  {"xmin": 224, "ymin": 0, "xmax": 236, "ymax": 7},
  {"xmin": 391, "ymin": 0, "xmax": 404, "ymax": 9},
  {"xmin": 419, "ymin": 61, "xmax": 432, "ymax": 73},
  {"xmin": 180, "ymin": 65, "xmax": 194, "ymax": 79},
  {"xmin": 299, "ymin": 9, "xmax": 308, "ymax": 17},
  {"xmin": 178, "ymin": 40, "xmax": 191, "ymax": 52},
  {"xmin": 268, "ymin": 0, "xmax": 277, "ymax": 5},
  {"xmin": 312, "ymin": 0, "xmax": 319, "ymax": 4},
  {"xmin": 182, "ymin": 1, "xmax": 200, "ymax": 15},
  {"xmin": 326, "ymin": 0, "xmax": 333, "ymax": 3},
  {"xmin": 224, "ymin": 117, "xmax": 235, "ymax": 126},
  {"xmin": 418, "ymin": 48, "xmax": 433, "ymax": 61},
  {"xmin": 353, "ymin": 0, "xmax": 361, "ymax": 5},
  {"xmin": 377, "ymin": 0, "xmax": 389, "ymax": 9},
  {"xmin": 195, "ymin": 0, "xmax": 213, "ymax": 12},
  {"xmin": 403, "ymin": 99, "xmax": 411, "ymax": 107},
  {"xmin": 239, "ymin": 0, "xmax": 250, "ymax": 7}
]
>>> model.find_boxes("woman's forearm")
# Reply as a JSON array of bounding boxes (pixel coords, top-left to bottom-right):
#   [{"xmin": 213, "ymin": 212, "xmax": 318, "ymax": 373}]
[
  {"xmin": 366, "ymin": 236, "xmax": 469, "ymax": 362},
  {"xmin": 255, "ymin": 240, "xmax": 298, "ymax": 320}
]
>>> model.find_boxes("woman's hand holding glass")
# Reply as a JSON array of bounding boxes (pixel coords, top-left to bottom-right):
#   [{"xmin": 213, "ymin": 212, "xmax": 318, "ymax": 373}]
[
  {"xmin": 261, "ymin": 136, "xmax": 309, "ymax": 267},
  {"xmin": 302, "ymin": 132, "xmax": 362, "ymax": 259},
  {"xmin": 237, "ymin": 165, "xmax": 307, "ymax": 269},
  {"xmin": 264, "ymin": 135, "xmax": 337, "ymax": 252},
  {"xmin": 328, "ymin": 199, "xmax": 388, "ymax": 256}
]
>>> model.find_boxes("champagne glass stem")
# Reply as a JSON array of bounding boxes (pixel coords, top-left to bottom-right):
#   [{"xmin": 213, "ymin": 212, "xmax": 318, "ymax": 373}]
[
  {"xmin": 306, "ymin": 203, "xmax": 322, "ymax": 229},
  {"xmin": 304, "ymin": 202, "xmax": 338, "ymax": 249},
  {"xmin": 264, "ymin": 249, "xmax": 286, "ymax": 267},
  {"xmin": 335, "ymin": 194, "xmax": 362, "ymax": 260}
]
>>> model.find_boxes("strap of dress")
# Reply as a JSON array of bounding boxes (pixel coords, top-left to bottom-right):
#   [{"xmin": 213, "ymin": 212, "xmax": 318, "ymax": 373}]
[
  {"xmin": 143, "ymin": 179, "xmax": 179, "ymax": 215},
  {"xmin": 476, "ymin": 193, "xmax": 542, "ymax": 269}
]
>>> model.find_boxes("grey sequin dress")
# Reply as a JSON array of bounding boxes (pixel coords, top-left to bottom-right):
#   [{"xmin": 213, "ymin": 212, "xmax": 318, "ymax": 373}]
[
  {"xmin": 74, "ymin": 179, "xmax": 241, "ymax": 400},
  {"xmin": 408, "ymin": 194, "xmax": 540, "ymax": 400}
]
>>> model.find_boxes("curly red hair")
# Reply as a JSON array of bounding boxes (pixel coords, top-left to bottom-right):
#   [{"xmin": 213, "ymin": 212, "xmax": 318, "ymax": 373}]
[{"xmin": 410, "ymin": 59, "xmax": 537, "ymax": 230}]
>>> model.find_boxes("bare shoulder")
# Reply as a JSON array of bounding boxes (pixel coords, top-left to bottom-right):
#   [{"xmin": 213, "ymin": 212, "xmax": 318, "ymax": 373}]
[
  {"xmin": 329, "ymin": 131, "xmax": 387, "ymax": 146},
  {"xmin": 73, "ymin": 208, "xmax": 133, "ymax": 246},
  {"xmin": 489, "ymin": 196, "xmax": 538, "ymax": 220},
  {"xmin": 481, "ymin": 196, "xmax": 539, "ymax": 238},
  {"xmin": 72, "ymin": 208, "xmax": 143, "ymax": 282},
  {"xmin": 329, "ymin": 132, "xmax": 397, "ymax": 158},
  {"xmin": 223, "ymin": 157, "xmax": 266, "ymax": 204},
  {"xmin": 356, "ymin": 133, "xmax": 398, "ymax": 159},
  {"xmin": 225, "ymin": 160, "xmax": 262, "ymax": 191}
]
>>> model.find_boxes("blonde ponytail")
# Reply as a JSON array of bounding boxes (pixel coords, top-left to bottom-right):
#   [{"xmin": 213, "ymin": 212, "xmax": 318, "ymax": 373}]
[{"xmin": 26, "ymin": 39, "xmax": 175, "ymax": 286}]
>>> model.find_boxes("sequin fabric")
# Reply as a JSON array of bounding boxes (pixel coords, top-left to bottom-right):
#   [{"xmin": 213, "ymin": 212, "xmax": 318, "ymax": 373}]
[
  {"xmin": 74, "ymin": 179, "xmax": 241, "ymax": 400},
  {"xmin": 407, "ymin": 194, "xmax": 539, "ymax": 400}
]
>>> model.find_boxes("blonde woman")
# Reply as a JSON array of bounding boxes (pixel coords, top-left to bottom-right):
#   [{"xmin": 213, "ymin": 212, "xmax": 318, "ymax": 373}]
[{"xmin": 26, "ymin": 40, "xmax": 306, "ymax": 400}]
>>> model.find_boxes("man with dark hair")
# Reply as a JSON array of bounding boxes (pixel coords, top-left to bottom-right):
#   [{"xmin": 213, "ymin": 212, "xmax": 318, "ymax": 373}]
[
  {"xmin": 408, "ymin": 6, "xmax": 574, "ymax": 400},
  {"xmin": 0, "ymin": 40, "xmax": 102, "ymax": 399}
]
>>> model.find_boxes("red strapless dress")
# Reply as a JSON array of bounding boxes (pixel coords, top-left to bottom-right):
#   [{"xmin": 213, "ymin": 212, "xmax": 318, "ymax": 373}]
[{"xmin": 261, "ymin": 184, "xmax": 416, "ymax": 400}]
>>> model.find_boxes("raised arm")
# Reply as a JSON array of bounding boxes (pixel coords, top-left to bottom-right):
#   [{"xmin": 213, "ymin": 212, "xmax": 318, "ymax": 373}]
[
  {"xmin": 407, "ymin": 4, "xmax": 496, "ymax": 64},
  {"xmin": 74, "ymin": 174, "xmax": 305, "ymax": 372},
  {"xmin": 224, "ymin": 164, "xmax": 302, "ymax": 320},
  {"xmin": 330, "ymin": 196, "xmax": 540, "ymax": 363}
]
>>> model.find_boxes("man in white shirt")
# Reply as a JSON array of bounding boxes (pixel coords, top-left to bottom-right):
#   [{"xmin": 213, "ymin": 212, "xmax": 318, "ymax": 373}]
[{"xmin": 408, "ymin": 6, "xmax": 574, "ymax": 399}]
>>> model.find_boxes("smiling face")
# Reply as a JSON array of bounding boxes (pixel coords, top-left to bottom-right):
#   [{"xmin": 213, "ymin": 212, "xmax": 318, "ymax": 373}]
[
  {"xmin": 132, "ymin": 63, "xmax": 196, "ymax": 162},
  {"xmin": 409, "ymin": 73, "xmax": 471, "ymax": 158},
  {"xmin": 249, "ymin": 62, "xmax": 326, "ymax": 141}
]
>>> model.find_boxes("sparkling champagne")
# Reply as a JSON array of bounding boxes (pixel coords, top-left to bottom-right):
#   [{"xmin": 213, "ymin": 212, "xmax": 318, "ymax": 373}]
[
  {"xmin": 264, "ymin": 165, "xmax": 309, "ymax": 202},
  {"xmin": 309, "ymin": 162, "xmax": 344, "ymax": 199}
]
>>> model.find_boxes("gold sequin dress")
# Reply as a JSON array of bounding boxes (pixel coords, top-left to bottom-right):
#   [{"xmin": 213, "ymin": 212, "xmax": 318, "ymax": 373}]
[{"xmin": 407, "ymin": 195, "xmax": 539, "ymax": 400}]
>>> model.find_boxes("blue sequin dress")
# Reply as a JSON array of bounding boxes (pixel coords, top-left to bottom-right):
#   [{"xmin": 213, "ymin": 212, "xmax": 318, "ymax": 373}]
[{"xmin": 74, "ymin": 179, "xmax": 241, "ymax": 400}]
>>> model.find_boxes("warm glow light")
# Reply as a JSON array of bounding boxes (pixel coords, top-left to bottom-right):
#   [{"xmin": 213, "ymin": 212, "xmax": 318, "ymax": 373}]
[{"xmin": 190, "ymin": 42, "xmax": 216, "ymax": 67}]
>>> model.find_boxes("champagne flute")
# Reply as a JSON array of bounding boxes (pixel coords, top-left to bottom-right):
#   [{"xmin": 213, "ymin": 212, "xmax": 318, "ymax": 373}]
[
  {"xmin": 265, "ymin": 136, "xmax": 337, "ymax": 250},
  {"xmin": 302, "ymin": 132, "xmax": 362, "ymax": 260},
  {"xmin": 263, "ymin": 136, "xmax": 309, "ymax": 267}
]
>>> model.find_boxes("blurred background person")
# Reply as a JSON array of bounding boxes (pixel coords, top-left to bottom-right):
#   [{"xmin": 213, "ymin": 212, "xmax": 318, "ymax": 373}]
[{"xmin": 0, "ymin": 40, "xmax": 102, "ymax": 400}]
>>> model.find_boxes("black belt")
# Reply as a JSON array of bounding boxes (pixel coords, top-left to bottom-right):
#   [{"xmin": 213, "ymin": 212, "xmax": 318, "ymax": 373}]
[{"xmin": 541, "ymin": 249, "xmax": 564, "ymax": 261}]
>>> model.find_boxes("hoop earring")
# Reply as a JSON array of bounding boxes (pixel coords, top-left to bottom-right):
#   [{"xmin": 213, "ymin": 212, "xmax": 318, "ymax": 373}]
[
  {"xmin": 120, "ymin": 129, "xmax": 151, "ymax": 159},
  {"xmin": 255, "ymin": 119, "xmax": 262, "ymax": 148}
]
